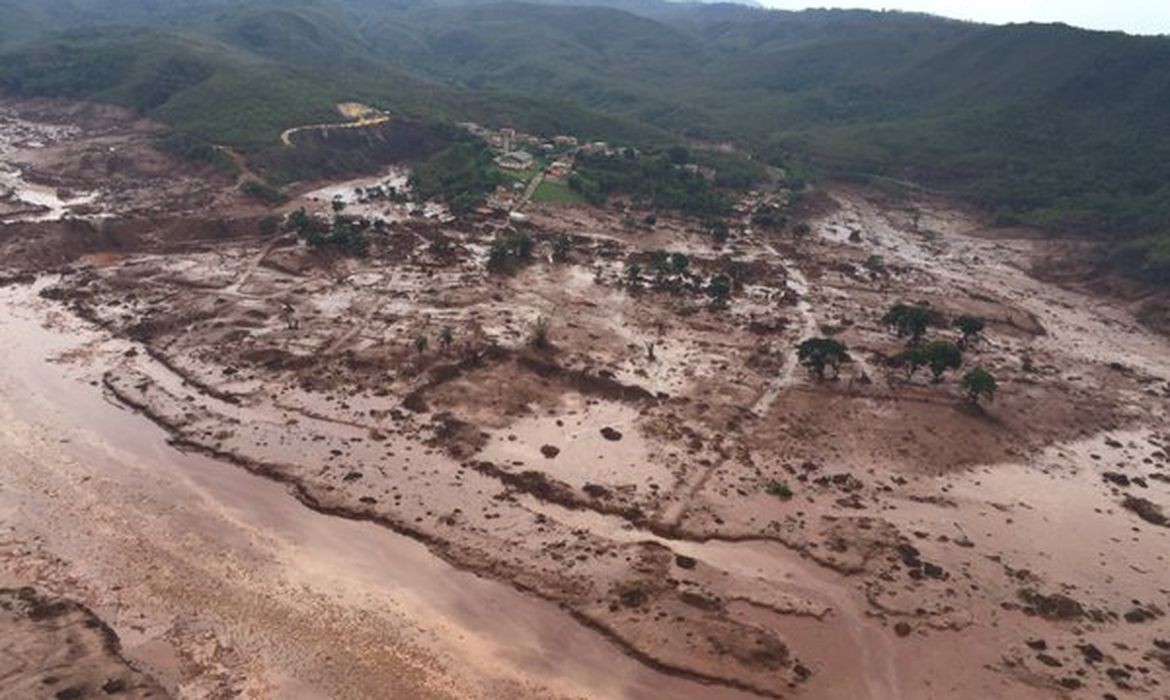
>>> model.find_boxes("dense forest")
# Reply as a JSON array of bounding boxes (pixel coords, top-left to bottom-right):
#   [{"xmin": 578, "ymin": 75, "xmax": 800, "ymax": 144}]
[{"xmin": 1, "ymin": 0, "xmax": 1168, "ymax": 279}]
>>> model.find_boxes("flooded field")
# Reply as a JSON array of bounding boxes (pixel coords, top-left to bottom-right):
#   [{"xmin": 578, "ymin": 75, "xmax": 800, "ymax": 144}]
[{"xmin": 2, "ymin": 97, "xmax": 1169, "ymax": 699}]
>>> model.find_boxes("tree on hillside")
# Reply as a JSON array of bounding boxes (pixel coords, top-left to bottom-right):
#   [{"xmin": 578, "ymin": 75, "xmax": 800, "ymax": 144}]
[
  {"xmin": 923, "ymin": 340, "xmax": 963, "ymax": 382},
  {"xmin": 797, "ymin": 338, "xmax": 852, "ymax": 380},
  {"xmin": 439, "ymin": 325, "xmax": 454, "ymax": 353},
  {"xmin": 954, "ymin": 315, "xmax": 986, "ymax": 348},
  {"xmin": 883, "ymin": 303, "xmax": 932, "ymax": 343},
  {"xmin": 960, "ymin": 367, "xmax": 997, "ymax": 404}
]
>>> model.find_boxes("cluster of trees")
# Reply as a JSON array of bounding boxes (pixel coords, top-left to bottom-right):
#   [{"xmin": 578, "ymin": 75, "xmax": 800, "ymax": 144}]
[
  {"xmin": 354, "ymin": 184, "xmax": 408, "ymax": 205},
  {"xmin": 624, "ymin": 250, "xmax": 742, "ymax": 309},
  {"xmin": 795, "ymin": 303, "xmax": 998, "ymax": 405},
  {"xmin": 482, "ymin": 230, "xmax": 569, "ymax": 271},
  {"xmin": 569, "ymin": 150, "xmax": 733, "ymax": 217},
  {"xmin": 882, "ymin": 302, "xmax": 996, "ymax": 403},
  {"xmin": 409, "ymin": 140, "xmax": 502, "ymax": 216},
  {"xmin": 487, "ymin": 231, "xmax": 535, "ymax": 271},
  {"xmin": 287, "ymin": 208, "xmax": 367, "ymax": 257}
]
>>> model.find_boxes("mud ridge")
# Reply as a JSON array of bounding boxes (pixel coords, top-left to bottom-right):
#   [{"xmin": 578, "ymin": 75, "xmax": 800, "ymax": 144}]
[{"xmin": 106, "ymin": 380, "xmax": 783, "ymax": 699}]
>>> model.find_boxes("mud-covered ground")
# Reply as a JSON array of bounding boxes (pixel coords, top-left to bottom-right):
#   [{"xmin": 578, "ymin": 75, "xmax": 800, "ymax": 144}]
[{"xmin": 2, "ymin": 99, "xmax": 1169, "ymax": 699}]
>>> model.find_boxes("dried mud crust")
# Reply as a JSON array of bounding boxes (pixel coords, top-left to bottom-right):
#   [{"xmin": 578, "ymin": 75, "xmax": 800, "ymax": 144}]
[
  {"xmin": 0, "ymin": 97, "xmax": 244, "ymax": 225},
  {"xmin": 0, "ymin": 587, "xmax": 167, "ymax": 700},
  {"xmin": 8, "ymin": 143, "xmax": 1170, "ymax": 698}
]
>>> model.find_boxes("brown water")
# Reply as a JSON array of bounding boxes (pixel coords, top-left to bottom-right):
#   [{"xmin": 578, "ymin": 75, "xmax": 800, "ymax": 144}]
[{"xmin": 0, "ymin": 283, "xmax": 760, "ymax": 699}]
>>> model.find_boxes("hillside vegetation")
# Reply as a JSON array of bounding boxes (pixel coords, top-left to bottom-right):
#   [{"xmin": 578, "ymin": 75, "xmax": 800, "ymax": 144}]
[{"xmin": 1, "ymin": 0, "xmax": 1168, "ymax": 279}]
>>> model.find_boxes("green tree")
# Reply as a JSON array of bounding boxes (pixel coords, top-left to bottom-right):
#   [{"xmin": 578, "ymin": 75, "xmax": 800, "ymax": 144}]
[
  {"xmin": 923, "ymin": 340, "xmax": 963, "ymax": 382},
  {"xmin": 960, "ymin": 368, "xmax": 997, "ymax": 404},
  {"xmin": 439, "ymin": 325, "xmax": 454, "ymax": 352},
  {"xmin": 649, "ymin": 250, "xmax": 670, "ymax": 277},
  {"xmin": 551, "ymin": 233, "xmax": 571, "ymax": 263},
  {"xmin": 709, "ymin": 219, "xmax": 730, "ymax": 245},
  {"xmin": 954, "ymin": 315, "xmax": 986, "ymax": 349},
  {"xmin": 883, "ymin": 303, "xmax": 932, "ymax": 343},
  {"xmin": 487, "ymin": 238, "xmax": 511, "ymax": 271},
  {"xmin": 413, "ymin": 334, "xmax": 428, "ymax": 355},
  {"xmin": 900, "ymin": 346, "xmax": 928, "ymax": 379},
  {"xmin": 625, "ymin": 260, "xmax": 642, "ymax": 285},
  {"xmin": 511, "ymin": 232, "xmax": 534, "ymax": 260},
  {"xmin": 797, "ymin": 338, "xmax": 852, "ymax": 380},
  {"xmin": 707, "ymin": 274, "xmax": 732, "ymax": 307},
  {"xmin": 669, "ymin": 252, "xmax": 690, "ymax": 274}
]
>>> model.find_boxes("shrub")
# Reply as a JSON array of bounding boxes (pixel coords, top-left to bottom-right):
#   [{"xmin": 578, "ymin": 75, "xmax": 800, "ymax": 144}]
[
  {"xmin": 551, "ymin": 233, "xmax": 571, "ymax": 262},
  {"xmin": 767, "ymin": 480, "xmax": 794, "ymax": 500},
  {"xmin": 529, "ymin": 316, "xmax": 551, "ymax": 349},
  {"xmin": 239, "ymin": 179, "xmax": 288, "ymax": 204},
  {"xmin": 258, "ymin": 215, "xmax": 281, "ymax": 236}
]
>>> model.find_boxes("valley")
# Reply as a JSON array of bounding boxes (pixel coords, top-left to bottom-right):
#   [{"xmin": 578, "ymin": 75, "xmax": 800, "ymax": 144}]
[{"xmin": 0, "ymin": 97, "xmax": 1168, "ymax": 699}]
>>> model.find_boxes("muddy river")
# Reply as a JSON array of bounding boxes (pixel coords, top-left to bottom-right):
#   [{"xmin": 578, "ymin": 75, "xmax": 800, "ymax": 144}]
[{"xmin": 0, "ymin": 282, "xmax": 756, "ymax": 699}]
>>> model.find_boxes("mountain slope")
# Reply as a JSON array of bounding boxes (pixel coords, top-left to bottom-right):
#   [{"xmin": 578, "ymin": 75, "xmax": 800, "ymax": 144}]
[{"xmin": 0, "ymin": 0, "xmax": 1168, "ymax": 277}]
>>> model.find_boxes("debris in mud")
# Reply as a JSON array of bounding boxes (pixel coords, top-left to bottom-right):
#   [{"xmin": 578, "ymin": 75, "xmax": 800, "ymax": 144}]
[
  {"xmin": 0, "ymin": 587, "xmax": 168, "ymax": 699},
  {"xmin": 5, "ymin": 109, "xmax": 1170, "ymax": 700},
  {"xmin": 1017, "ymin": 589, "xmax": 1085, "ymax": 620},
  {"xmin": 1122, "ymin": 495, "xmax": 1169, "ymax": 527}
]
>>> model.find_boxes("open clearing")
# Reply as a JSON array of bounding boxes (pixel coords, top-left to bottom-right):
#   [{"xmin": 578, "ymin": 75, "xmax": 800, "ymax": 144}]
[{"xmin": 1, "ymin": 98, "xmax": 1169, "ymax": 699}]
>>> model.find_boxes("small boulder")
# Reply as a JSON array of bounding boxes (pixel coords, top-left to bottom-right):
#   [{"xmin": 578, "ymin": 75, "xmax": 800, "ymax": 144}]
[{"xmin": 600, "ymin": 427, "xmax": 623, "ymax": 441}]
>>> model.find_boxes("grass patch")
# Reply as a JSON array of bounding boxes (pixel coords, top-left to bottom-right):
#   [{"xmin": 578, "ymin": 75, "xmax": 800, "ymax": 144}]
[{"xmin": 532, "ymin": 178, "xmax": 585, "ymax": 204}]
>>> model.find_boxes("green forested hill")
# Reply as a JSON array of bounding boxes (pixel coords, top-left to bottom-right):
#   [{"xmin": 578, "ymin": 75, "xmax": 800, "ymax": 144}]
[{"xmin": 0, "ymin": 0, "xmax": 1168, "ymax": 278}]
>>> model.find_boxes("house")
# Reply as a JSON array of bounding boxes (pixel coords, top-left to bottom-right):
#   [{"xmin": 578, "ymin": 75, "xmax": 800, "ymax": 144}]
[
  {"xmin": 546, "ymin": 158, "xmax": 573, "ymax": 179},
  {"xmin": 495, "ymin": 150, "xmax": 534, "ymax": 170}
]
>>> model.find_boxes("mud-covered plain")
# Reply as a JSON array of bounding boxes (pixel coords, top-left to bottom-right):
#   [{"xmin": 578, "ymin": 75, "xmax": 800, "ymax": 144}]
[{"xmin": 2, "ymin": 98, "xmax": 1170, "ymax": 699}]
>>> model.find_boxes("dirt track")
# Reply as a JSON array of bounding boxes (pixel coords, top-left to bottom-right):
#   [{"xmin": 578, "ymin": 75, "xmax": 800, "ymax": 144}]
[{"xmin": 2, "ymin": 99, "xmax": 1170, "ymax": 699}]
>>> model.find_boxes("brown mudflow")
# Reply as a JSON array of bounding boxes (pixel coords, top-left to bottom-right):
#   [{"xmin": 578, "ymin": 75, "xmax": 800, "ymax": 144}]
[{"xmin": 1, "ymin": 97, "xmax": 1169, "ymax": 699}]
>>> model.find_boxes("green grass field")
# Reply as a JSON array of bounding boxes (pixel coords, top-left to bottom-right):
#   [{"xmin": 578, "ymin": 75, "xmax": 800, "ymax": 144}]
[{"xmin": 532, "ymin": 178, "xmax": 585, "ymax": 204}]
